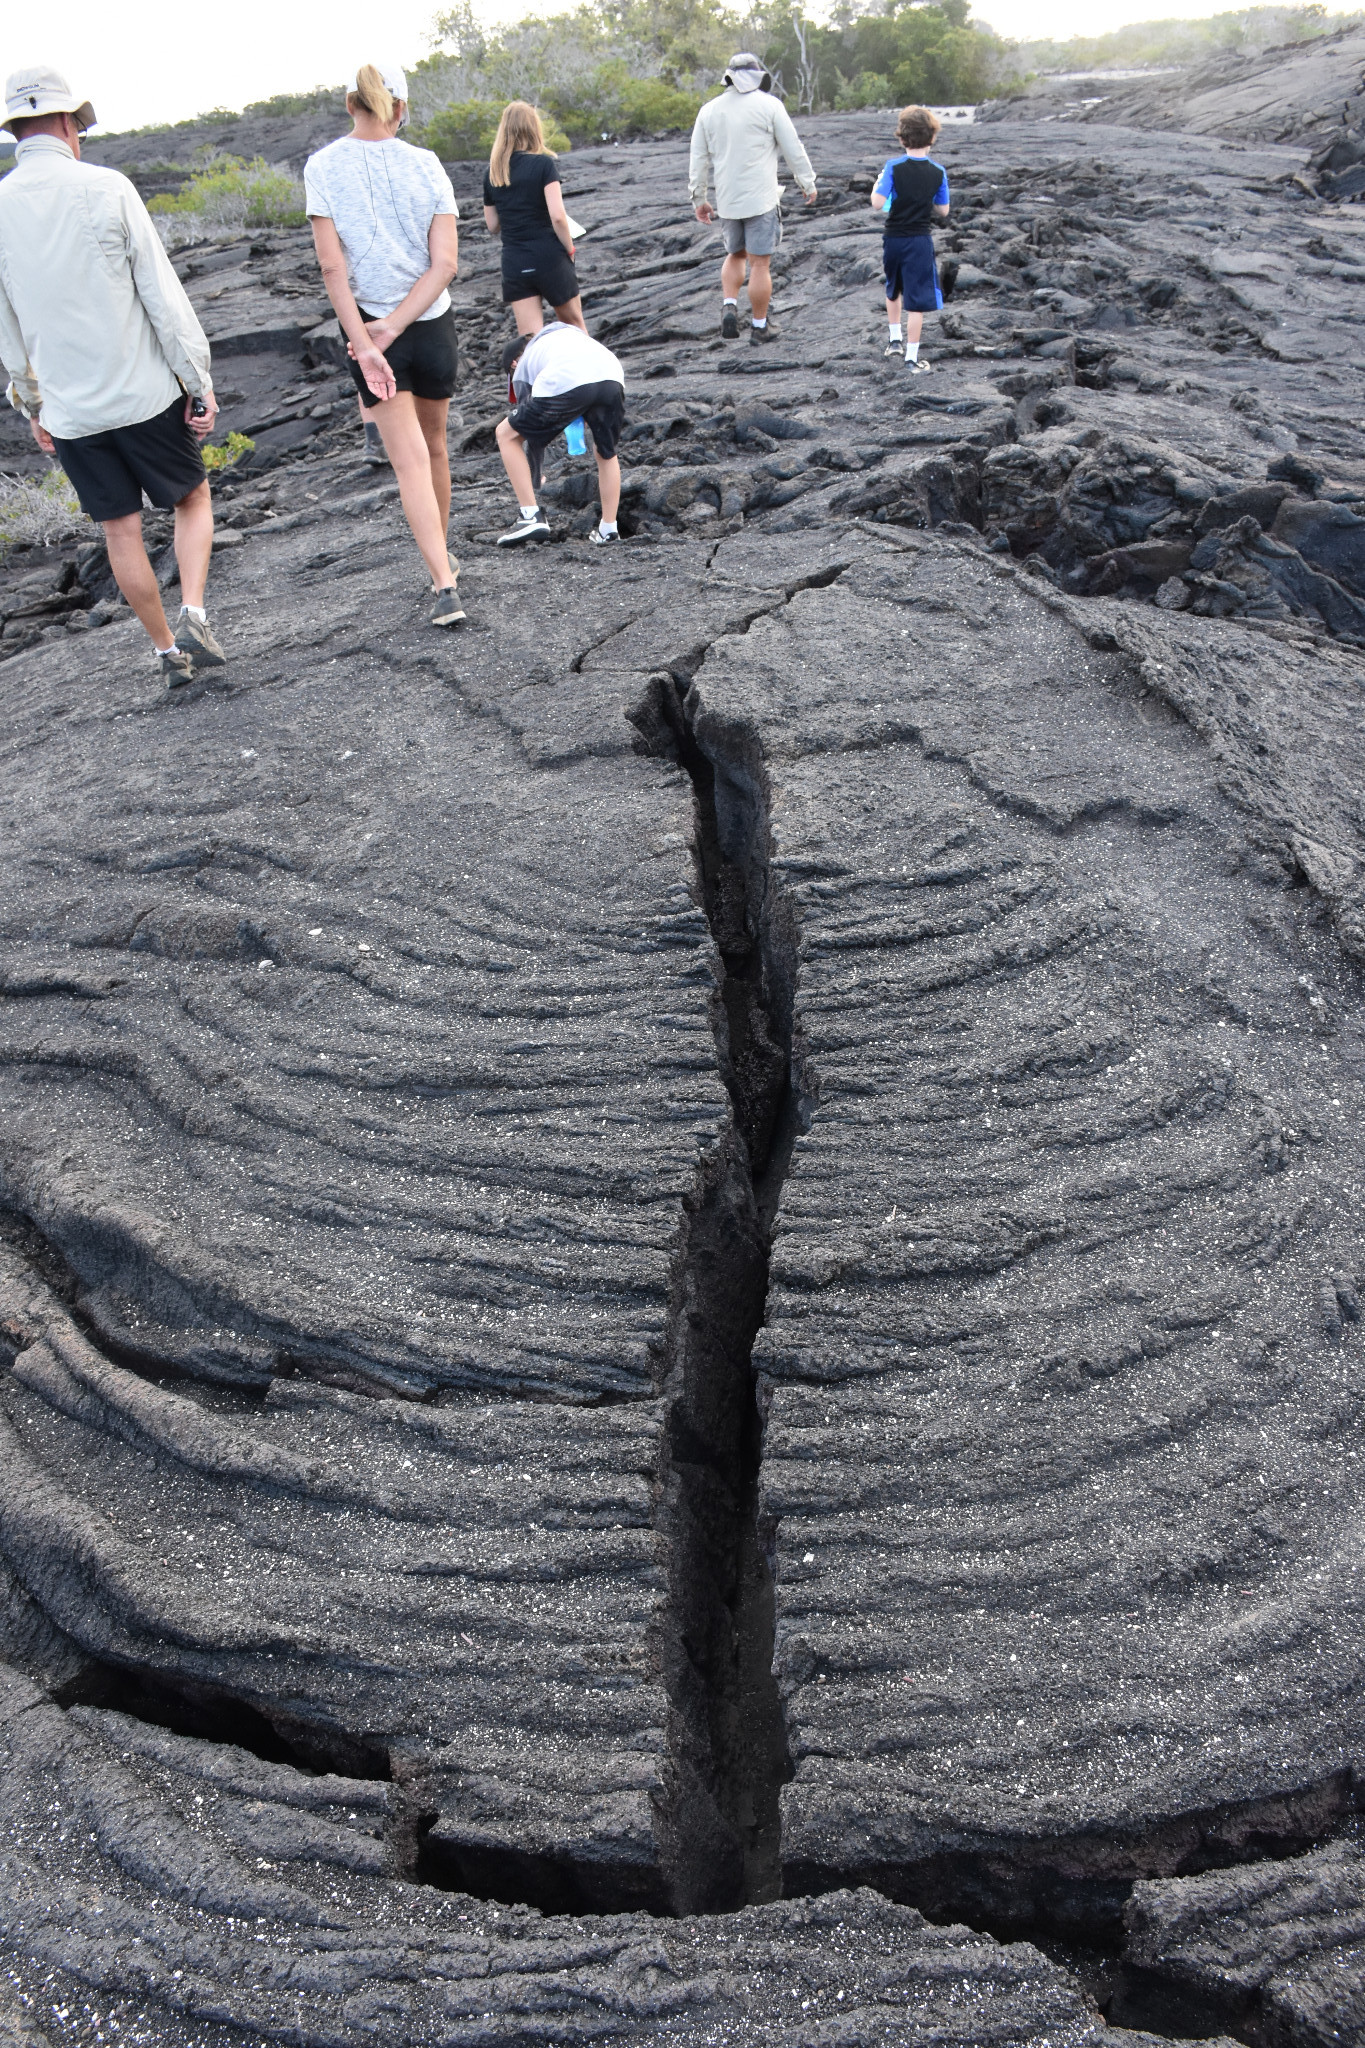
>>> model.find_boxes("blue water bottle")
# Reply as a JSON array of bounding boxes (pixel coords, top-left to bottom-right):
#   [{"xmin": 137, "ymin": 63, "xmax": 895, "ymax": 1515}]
[{"xmin": 564, "ymin": 417, "xmax": 587, "ymax": 456}]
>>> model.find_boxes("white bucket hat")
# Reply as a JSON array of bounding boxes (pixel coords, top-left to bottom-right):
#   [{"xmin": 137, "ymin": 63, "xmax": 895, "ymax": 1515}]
[
  {"xmin": 724, "ymin": 53, "xmax": 773, "ymax": 94},
  {"xmin": 3, "ymin": 64, "xmax": 96, "ymax": 138}
]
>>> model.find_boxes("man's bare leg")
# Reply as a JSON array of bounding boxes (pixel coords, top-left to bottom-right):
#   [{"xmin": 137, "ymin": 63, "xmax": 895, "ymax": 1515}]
[
  {"xmin": 747, "ymin": 255, "xmax": 773, "ymax": 322},
  {"xmin": 103, "ymin": 512, "xmax": 173, "ymax": 649},
  {"xmin": 173, "ymin": 480, "xmax": 214, "ymax": 610},
  {"xmin": 721, "ymin": 251, "xmax": 747, "ymax": 307}
]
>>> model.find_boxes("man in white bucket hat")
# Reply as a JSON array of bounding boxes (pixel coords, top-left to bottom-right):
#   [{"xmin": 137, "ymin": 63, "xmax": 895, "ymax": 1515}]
[
  {"xmin": 0, "ymin": 65, "xmax": 225, "ymax": 684},
  {"xmin": 688, "ymin": 53, "xmax": 816, "ymax": 347}
]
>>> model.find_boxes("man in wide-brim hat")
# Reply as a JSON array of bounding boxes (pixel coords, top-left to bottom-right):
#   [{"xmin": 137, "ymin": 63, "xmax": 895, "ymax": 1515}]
[
  {"xmin": 687, "ymin": 52, "xmax": 817, "ymax": 346},
  {"xmin": 0, "ymin": 64, "xmax": 227, "ymax": 684}
]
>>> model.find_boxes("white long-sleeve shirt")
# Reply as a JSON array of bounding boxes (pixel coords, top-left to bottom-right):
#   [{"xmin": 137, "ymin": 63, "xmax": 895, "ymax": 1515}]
[
  {"xmin": 0, "ymin": 135, "xmax": 212, "ymax": 441},
  {"xmin": 688, "ymin": 88, "xmax": 816, "ymax": 219}
]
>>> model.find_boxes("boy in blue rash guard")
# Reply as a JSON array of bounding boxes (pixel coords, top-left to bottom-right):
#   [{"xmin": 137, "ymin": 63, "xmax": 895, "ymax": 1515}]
[{"xmin": 871, "ymin": 104, "xmax": 949, "ymax": 373}]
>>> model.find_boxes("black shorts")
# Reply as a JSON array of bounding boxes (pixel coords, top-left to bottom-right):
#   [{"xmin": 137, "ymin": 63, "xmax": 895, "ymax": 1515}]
[
  {"xmin": 501, "ymin": 241, "xmax": 580, "ymax": 309},
  {"xmin": 508, "ymin": 379, "xmax": 626, "ymax": 460},
  {"xmin": 49, "ymin": 393, "xmax": 205, "ymax": 523},
  {"xmin": 349, "ymin": 306, "xmax": 460, "ymax": 411}
]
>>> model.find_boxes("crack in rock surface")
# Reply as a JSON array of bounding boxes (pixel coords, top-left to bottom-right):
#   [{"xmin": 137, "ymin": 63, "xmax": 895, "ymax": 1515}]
[{"xmin": 0, "ymin": 87, "xmax": 1362, "ymax": 2048}]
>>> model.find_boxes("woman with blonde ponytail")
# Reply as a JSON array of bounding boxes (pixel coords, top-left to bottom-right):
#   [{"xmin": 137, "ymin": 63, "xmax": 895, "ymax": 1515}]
[
  {"xmin": 482, "ymin": 100, "xmax": 585, "ymax": 336},
  {"xmin": 305, "ymin": 62, "xmax": 466, "ymax": 626}
]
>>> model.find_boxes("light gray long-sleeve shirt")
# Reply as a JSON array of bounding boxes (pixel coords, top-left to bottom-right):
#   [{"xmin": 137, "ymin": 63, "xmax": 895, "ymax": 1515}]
[
  {"xmin": 0, "ymin": 135, "xmax": 212, "ymax": 441},
  {"xmin": 688, "ymin": 87, "xmax": 816, "ymax": 220}
]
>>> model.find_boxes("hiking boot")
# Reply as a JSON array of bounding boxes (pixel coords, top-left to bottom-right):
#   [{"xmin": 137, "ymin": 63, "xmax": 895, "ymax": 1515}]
[
  {"xmin": 884, "ymin": 339, "xmax": 905, "ymax": 358},
  {"xmin": 750, "ymin": 318, "xmax": 780, "ymax": 345},
  {"xmin": 363, "ymin": 419, "xmax": 389, "ymax": 466},
  {"xmin": 720, "ymin": 306, "xmax": 740, "ymax": 339},
  {"xmin": 173, "ymin": 609, "xmax": 227, "ymax": 668},
  {"xmin": 159, "ymin": 646, "xmax": 195, "ymax": 687},
  {"xmin": 589, "ymin": 524, "xmax": 621, "ymax": 546},
  {"xmin": 431, "ymin": 586, "xmax": 466, "ymax": 627},
  {"xmin": 496, "ymin": 511, "xmax": 551, "ymax": 546}
]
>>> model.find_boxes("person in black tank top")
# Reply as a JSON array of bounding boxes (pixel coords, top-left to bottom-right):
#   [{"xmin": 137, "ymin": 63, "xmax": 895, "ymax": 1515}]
[
  {"xmin": 871, "ymin": 104, "xmax": 950, "ymax": 374},
  {"xmin": 482, "ymin": 101, "xmax": 587, "ymax": 337}
]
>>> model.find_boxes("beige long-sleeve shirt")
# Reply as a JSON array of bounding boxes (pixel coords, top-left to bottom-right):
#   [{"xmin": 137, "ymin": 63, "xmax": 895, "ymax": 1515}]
[
  {"xmin": 688, "ymin": 88, "xmax": 816, "ymax": 220},
  {"xmin": 0, "ymin": 135, "xmax": 212, "ymax": 441}
]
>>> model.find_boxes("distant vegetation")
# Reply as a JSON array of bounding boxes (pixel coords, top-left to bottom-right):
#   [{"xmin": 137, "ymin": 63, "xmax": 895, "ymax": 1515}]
[
  {"xmin": 1009, "ymin": 1, "xmax": 1365, "ymax": 73},
  {"xmin": 148, "ymin": 157, "xmax": 306, "ymax": 244}
]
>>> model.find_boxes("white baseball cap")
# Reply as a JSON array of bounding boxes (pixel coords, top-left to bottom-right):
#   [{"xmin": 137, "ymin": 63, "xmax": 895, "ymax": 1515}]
[
  {"xmin": 3, "ymin": 64, "xmax": 96, "ymax": 136},
  {"xmin": 348, "ymin": 62, "xmax": 408, "ymax": 101}
]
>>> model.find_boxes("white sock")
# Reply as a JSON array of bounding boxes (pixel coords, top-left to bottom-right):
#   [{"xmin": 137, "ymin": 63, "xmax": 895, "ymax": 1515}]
[
  {"xmin": 752, "ymin": 316, "xmax": 767, "ymax": 328},
  {"xmin": 179, "ymin": 603, "xmax": 206, "ymax": 621},
  {"xmin": 153, "ymin": 644, "xmax": 176, "ymax": 658},
  {"xmin": 888, "ymin": 323, "xmax": 902, "ymax": 341},
  {"xmin": 519, "ymin": 504, "xmax": 539, "ymax": 518},
  {"xmin": 723, "ymin": 297, "xmax": 738, "ymax": 307},
  {"xmin": 905, "ymin": 341, "xmax": 920, "ymax": 362},
  {"xmin": 599, "ymin": 519, "xmax": 618, "ymax": 535}
]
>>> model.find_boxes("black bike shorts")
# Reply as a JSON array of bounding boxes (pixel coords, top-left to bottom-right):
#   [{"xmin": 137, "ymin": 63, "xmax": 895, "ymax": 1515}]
[
  {"xmin": 501, "ymin": 240, "xmax": 580, "ymax": 309},
  {"xmin": 349, "ymin": 305, "xmax": 460, "ymax": 411},
  {"xmin": 508, "ymin": 378, "xmax": 626, "ymax": 459},
  {"xmin": 50, "ymin": 393, "xmax": 206, "ymax": 522}
]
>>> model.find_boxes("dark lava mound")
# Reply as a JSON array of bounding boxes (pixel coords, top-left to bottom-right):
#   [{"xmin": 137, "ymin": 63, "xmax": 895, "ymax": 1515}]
[{"xmin": 0, "ymin": 90, "xmax": 1364, "ymax": 2048}]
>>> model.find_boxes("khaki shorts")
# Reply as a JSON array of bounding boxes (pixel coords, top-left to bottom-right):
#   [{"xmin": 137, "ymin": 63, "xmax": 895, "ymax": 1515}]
[{"xmin": 719, "ymin": 205, "xmax": 783, "ymax": 257}]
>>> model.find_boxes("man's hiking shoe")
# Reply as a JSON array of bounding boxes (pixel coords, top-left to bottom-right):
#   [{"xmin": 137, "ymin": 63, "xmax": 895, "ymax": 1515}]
[
  {"xmin": 884, "ymin": 339, "xmax": 905, "ymax": 358},
  {"xmin": 589, "ymin": 525, "xmax": 621, "ymax": 546},
  {"xmin": 720, "ymin": 307, "xmax": 740, "ymax": 339},
  {"xmin": 431, "ymin": 586, "xmax": 466, "ymax": 627},
  {"xmin": 750, "ymin": 319, "xmax": 780, "ymax": 345},
  {"xmin": 905, "ymin": 356, "xmax": 933, "ymax": 374},
  {"xmin": 173, "ymin": 610, "xmax": 226, "ymax": 669},
  {"xmin": 363, "ymin": 420, "xmax": 389, "ymax": 466},
  {"xmin": 496, "ymin": 511, "xmax": 550, "ymax": 547},
  {"xmin": 159, "ymin": 647, "xmax": 195, "ymax": 687}
]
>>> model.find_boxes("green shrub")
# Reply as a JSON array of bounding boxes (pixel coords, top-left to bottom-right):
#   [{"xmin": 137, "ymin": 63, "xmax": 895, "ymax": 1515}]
[
  {"xmin": 833, "ymin": 70, "xmax": 892, "ymax": 109},
  {"xmin": 0, "ymin": 468, "xmax": 92, "ymax": 552},
  {"xmin": 616, "ymin": 76, "xmax": 706, "ymax": 131},
  {"xmin": 202, "ymin": 432, "xmax": 255, "ymax": 472},
  {"xmin": 149, "ymin": 156, "xmax": 306, "ymax": 244},
  {"xmin": 242, "ymin": 88, "xmax": 346, "ymax": 118}
]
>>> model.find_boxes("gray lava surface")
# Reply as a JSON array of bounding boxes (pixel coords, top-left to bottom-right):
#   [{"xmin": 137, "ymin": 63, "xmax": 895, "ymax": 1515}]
[{"xmin": 1, "ymin": 92, "xmax": 1364, "ymax": 2048}]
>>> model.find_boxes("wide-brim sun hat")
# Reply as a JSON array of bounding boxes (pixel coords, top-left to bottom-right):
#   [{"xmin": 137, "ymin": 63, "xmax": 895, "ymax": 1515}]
[
  {"xmin": 2, "ymin": 64, "xmax": 96, "ymax": 140},
  {"xmin": 724, "ymin": 53, "xmax": 773, "ymax": 94}
]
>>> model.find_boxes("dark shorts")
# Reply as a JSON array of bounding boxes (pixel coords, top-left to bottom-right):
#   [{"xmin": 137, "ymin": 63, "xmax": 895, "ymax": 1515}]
[
  {"xmin": 508, "ymin": 379, "xmax": 626, "ymax": 459},
  {"xmin": 501, "ymin": 240, "xmax": 580, "ymax": 309},
  {"xmin": 349, "ymin": 305, "xmax": 460, "ymax": 411},
  {"xmin": 50, "ymin": 393, "xmax": 205, "ymax": 523},
  {"xmin": 883, "ymin": 233, "xmax": 942, "ymax": 312}
]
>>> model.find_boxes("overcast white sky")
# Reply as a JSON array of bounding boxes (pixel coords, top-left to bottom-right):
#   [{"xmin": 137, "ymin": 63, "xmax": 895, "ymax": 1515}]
[{"xmin": 8, "ymin": 0, "xmax": 1324, "ymax": 133}]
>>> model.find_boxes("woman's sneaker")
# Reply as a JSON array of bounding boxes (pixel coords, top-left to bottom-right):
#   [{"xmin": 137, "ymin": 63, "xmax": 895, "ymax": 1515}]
[
  {"xmin": 496, "ymin": 510, "xmax": 550, "ymax": 546},
  {"xmin": 173, "ymin": 609, "xmax": 227, "ymax": 668},
  {"xmin": 431, "ymin": 586, "xmax": 466, "ymax": 627}
]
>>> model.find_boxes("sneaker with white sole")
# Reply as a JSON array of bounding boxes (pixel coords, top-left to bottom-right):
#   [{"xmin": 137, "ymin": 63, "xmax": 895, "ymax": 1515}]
[
  {"xmin": 159, "ymin": 646, "xmax": 195, "ymax": 687},
  {"xmin": 431, "ymin": 586, "xmax": 466, "ymax": 626},
  {"xmin": 173, "ymin": 610, "xmax": 227, "ymax": 668},
  {"xmin": 884, "ymin": 339, "xmax": 905, "ymax": 357},
  {"xmin": 496, "ymin": 511, "xmax": 550, "ymax": 547},
  {"xmin": 905, "ymin": 356, "xmax": 934, "ymax": 374},
  {"xmin": 589, "ymin": 525, "xmax": 621, "ymax": 546}
]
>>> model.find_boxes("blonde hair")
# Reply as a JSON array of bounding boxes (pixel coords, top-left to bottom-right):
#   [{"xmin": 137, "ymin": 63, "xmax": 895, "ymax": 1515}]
[
  {"xmin": 489, "ymin": 100, "xmax": 554, "ymax": 186},
  {"xmin": 897, "ymin": 104, "xmax": 941, "ymax": 149},
  {"xmin": 349, "ymin": 64, "xmax": 395, "ymax": 124}
]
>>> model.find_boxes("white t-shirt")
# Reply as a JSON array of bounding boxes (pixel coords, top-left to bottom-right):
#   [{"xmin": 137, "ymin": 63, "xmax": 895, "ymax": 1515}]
[
  {"xmin": 304, "ymin": 136, "xmax": 459, "ymax": 321},
  {"xmin": 513, "ymin": 322, "xmax": 624, "ymax": 400}
]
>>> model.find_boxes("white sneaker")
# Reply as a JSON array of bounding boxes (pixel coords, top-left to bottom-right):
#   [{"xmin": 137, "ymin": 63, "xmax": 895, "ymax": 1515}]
[{"xmin": 497, "ymin": 511, "xmax": 550, "ymax": 547}]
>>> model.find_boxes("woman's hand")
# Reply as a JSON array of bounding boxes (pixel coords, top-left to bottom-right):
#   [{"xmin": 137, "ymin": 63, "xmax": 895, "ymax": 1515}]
[
  {"xmin": 349, "ymin": 342, "xmax": 397, "ymax": 402},
  {"xmin": 364, "ymin": 319, "xmax": 401, "ymax": 354}
]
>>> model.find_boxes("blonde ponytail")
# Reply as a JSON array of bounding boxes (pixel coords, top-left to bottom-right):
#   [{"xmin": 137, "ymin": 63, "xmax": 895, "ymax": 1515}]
[{"xmin": 349, "ymin": 64, "xmax": 395, "ymax": 123}]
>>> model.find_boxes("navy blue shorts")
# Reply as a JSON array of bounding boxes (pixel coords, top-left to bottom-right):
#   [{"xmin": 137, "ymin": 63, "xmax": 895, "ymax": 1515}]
[{"xmin": 883, "ymin": 234, "xmax": 942, "ymax": 312}]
